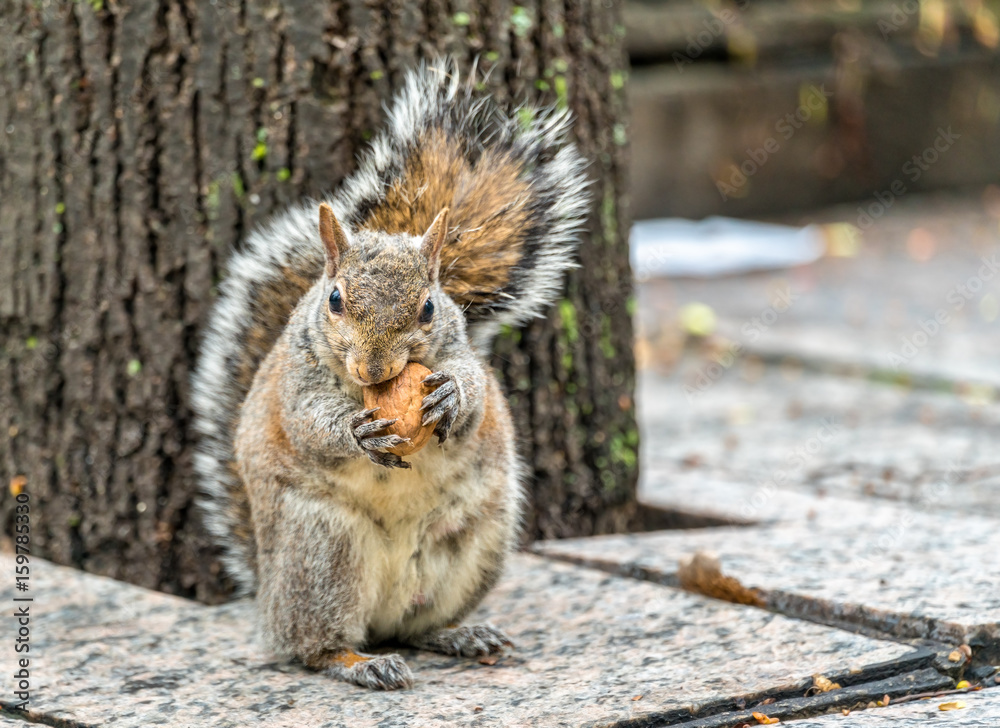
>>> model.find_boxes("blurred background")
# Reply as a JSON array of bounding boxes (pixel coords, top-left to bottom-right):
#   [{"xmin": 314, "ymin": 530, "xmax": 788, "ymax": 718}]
[
  {"xmin": 626, "ymin": 0, "xmax": 1000, "ymax": 528},
  {"xmin": 627, "ymin": 0, "xmax": 999, "ymax": 219}
]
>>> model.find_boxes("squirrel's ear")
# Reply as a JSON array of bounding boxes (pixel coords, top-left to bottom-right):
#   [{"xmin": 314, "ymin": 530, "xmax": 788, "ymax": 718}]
[
  {"xmin": 318, "ymin": 203, "xmax": 350, "ymax": 277},
  {"xmin": 420, "ymin": 207, "xmax": 449, "ymax": 282}
]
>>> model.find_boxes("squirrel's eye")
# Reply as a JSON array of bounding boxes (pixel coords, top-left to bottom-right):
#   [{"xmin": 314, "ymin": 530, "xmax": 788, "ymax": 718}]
[
  {"xmin": 329, "ymin": 289, "xmax": 343, "ymax": 314},
  {"xmin": 419, "ymin": 298, "xmax": 434, "ymax": 324}
]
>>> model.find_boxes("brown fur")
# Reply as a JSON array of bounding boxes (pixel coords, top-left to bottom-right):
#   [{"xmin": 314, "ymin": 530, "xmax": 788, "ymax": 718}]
[
  {"xmin": 360, "ymin": 130, "xmax": 531, "ymax": 309},
  {"xmin": 236, "ymin": 267, "xmax": 316, "ymax": 394},
  {"xmin": 329, "ymin": 651, "xmax": 370, "ymax": 669}
]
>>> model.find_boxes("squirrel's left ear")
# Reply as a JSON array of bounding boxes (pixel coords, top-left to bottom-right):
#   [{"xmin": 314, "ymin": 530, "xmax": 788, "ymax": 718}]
[
  {"xmin": 420, "ymin": 208, "xmax": 449, "ymax": 282},
  {"xmin": 318, "ymin": 203, "xmax": 350, "ymax": 277}
]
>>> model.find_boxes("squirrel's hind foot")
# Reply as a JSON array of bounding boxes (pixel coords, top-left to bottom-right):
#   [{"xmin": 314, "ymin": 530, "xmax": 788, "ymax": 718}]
[
  {"xmin": 410, "ymin": 623, "xmax": 514, "ymax": 658},
  {"xmin": 323, "ymin": 651, "xmax": 414, "ymax": 690}
]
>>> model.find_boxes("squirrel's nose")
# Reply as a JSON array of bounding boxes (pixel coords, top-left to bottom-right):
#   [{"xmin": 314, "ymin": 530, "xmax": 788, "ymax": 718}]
[
  {"xmin": 356, "ymin": 360, "xmax": 403, "ymax": 385},
  {"xmin": 357, "ymin": 362, "xmax": 385, "ymax": 385},
  {"xmin": 356, "ymin": 363, "xmax": 378, "ymax": 385}
]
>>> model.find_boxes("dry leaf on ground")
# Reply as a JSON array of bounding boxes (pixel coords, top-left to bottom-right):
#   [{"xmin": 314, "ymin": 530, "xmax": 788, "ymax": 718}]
[{"xmin": 677, "ymin": 552, "xmax": 764, "ymax": 607}]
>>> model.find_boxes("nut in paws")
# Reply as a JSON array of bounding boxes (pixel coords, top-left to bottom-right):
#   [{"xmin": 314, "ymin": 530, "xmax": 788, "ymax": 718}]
[{"xmin": 361, "ymin": 362, "xmax": 436, "ymax": 456}]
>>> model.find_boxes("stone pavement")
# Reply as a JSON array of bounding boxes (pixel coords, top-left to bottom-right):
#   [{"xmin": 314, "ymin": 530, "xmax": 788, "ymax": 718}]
[
  {"xmin": 534, "ymin": 490, "xmax": 1000, "ymax": 648},
  {"xmin": 0, "ymin": 555, "xmax": 935, "ymax": 728},
  {"xmin": 3, "ymin": 191, "xmax": 1000, "ymax": 727}
]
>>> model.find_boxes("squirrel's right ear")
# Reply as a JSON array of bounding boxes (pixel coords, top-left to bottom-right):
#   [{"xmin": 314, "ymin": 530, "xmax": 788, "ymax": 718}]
[
  {"xmin": 420, "ymin": 208, "xmax": 449, "ymax": 282},
  {"xmin": 318, "ymin": 203, "xmax": 350, "ymax": 277}
]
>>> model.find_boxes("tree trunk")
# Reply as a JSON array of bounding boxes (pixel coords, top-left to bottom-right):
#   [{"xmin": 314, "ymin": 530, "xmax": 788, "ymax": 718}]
[{"xmin": 0, "ymin": 0, "xmax": 635, "ymax": 601}]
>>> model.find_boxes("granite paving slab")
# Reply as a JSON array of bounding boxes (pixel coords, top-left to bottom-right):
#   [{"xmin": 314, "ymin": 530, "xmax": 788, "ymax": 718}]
[
  {"xmin": 534, "ymin": 490, "xmax": 1000, "ymax": 651},
  {"xmin": 640, "ymin": 472, "xmax": 836, "ymax": 526},
  {"xmin": 636, "ymin": 362, "xmax": 1000, "ymax": 519},
  {"xmin": 0, "ymin": 554, "xmax": 921, "ymax": 728},
  {"xmin": 788, "ymin": 684, "xmax": 1000, "ymax": 726}
]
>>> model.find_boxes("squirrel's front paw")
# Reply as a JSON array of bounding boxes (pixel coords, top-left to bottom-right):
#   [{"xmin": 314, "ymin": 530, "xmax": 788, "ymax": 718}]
[
  {"xmin": 420, "ymin": 371, "xmax": 460, "ymax": 443},
  {"xmin": 350, "ymin": 408, "xmax": 411, "ymax": 469}
]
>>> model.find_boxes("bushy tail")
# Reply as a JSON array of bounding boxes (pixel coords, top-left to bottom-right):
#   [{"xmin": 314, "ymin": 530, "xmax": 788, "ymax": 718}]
[
  {"xmin": 348, "ymin": 58, "xmax": 590, "ymax": 348},
  {"xmin": 192, "ymin": 58, "xmax": 590, "ymax": 594},
  {"xmin": 192, "ymin": 201, "xmax": 323, "ymax": 594}
]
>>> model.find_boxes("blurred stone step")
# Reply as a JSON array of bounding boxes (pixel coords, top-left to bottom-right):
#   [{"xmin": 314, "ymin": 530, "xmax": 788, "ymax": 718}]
[
  {"xmin": 625, "ymin": 0, "xmax": 969, "ymax": 62},
  {"xmin": 534, "ymin": 485, "xmax": 1000, "ymax": 651},
  {"xmin": 745, "ymin": 329, "xmax": 1000, "ymax": 390},
  {"xmin": 634, "ymin": 192, "xmax": 1000, "ymax": 519},
  {"xmin": 636, "ymin": 363, "xmax": 1000, "ymax": 520},
  {"xmin": 639, "ymin": 195, "xmax": 1000, "ymax": 393},
  {"xmin": 636, "ymin": 192, "xmax": 1000, "ymax": 345},
  {"xmin": 1, "ymin": 554, "xmax": 926, "ymax": 727},
  {"xmin": 629, "ymin": 50, "xmax": 1000, "ymax": 219}
]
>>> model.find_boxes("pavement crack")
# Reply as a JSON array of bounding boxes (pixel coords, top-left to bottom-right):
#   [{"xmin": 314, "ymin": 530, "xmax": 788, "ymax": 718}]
[
  {"xmin": 0, "ymin": 703, "xmax": 99, "ymax": 728},
  {"xmin": 534, "ymin": 547, "xmax": 997, "ymax": 671},
  {"xmin": 590, "ymin": 665, "xmax": 952, "ymax": 728}
]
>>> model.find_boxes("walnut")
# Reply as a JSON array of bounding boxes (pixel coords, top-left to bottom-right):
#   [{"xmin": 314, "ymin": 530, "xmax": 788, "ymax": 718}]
[{"xmin": 362, "ymin": 362, "xmax": 436, "ymax": 457}]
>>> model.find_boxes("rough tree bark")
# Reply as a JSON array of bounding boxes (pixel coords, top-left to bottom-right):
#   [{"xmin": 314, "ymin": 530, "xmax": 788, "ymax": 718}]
[{"xmin": 0, "ymin": 0, "xmax": 635, "ymax": 601}]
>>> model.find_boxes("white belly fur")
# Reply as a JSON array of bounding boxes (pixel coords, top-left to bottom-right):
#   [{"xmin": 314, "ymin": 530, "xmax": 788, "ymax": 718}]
[{"xmin": 318, "ymin": 439, "xmax": 517, "ymax": 643}]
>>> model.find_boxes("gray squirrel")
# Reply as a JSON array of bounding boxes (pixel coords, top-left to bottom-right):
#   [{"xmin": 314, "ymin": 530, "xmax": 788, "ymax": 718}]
[{"xmin": 191, "ymin": 59, "xmax": 590, "ymax": 690}]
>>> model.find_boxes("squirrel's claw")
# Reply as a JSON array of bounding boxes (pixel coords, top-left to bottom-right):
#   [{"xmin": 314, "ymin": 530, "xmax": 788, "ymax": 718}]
[
  {"xmin": 422, "ymin": 394, "xmax": 457, "ymax": 442},
  {"xmin": 350, "ymin": 407, "xmax": 381, "ymax": 429},
  {"xmin": 361, "ymin": 433, "xmax": 410, "ymax": 451},
  {"xmin": 325, "ymin": 652, "xmax": 414, "ymax": 690},
  {"xmin": 409, "ymin": 623, "xmax": 514, "ymax": 659},
  {"xmin": 420, "ymin": 372, "xmax": 459, "ymax": 443},
  {"xmin": 350, "ymin": 408, "xmax": 410, "ymax": 469},
  {"xmin": 421, "ymin": 371, "xmax": 451, "ymax": 387},
  {"xmin": 419, "ymin": 379, "xmax": 455, "ymax": 410},
  {"xmin": 366, "ymin": 450, "xmax": 411, "ymax": 469},
  {"xmin": 354, "ymin": 418, "xmax": 399, "ymax": 439}
]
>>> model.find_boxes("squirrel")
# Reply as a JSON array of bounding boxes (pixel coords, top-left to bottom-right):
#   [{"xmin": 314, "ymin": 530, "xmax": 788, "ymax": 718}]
[{"xmin": 191, "ymin": 59, "xmax": 589, "ymax": 690}]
